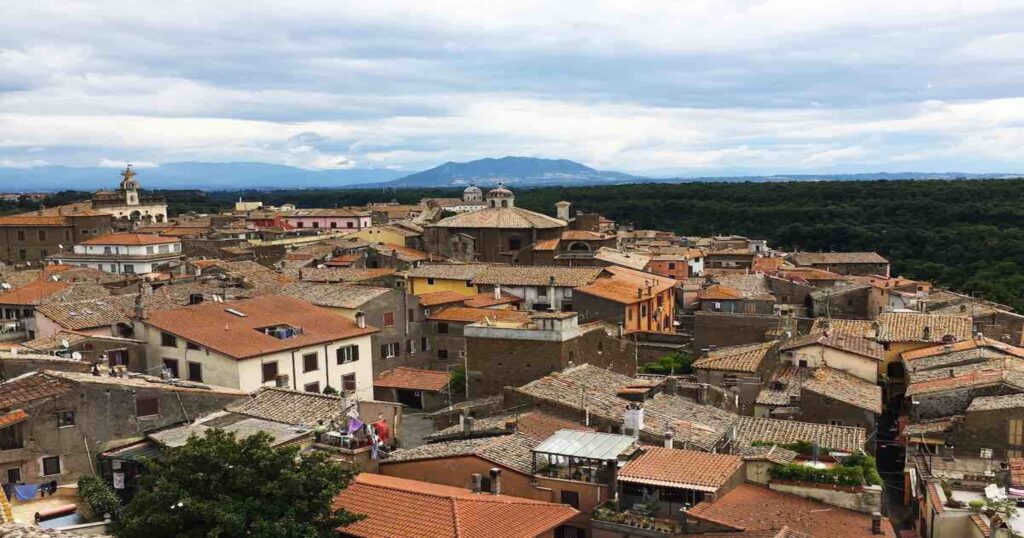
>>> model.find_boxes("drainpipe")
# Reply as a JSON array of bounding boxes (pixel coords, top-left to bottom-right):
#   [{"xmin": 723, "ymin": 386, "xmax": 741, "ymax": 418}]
[
  {"xmin": 324, "ymin": 343, "xmax": 331, "ymax": 391},
  {"xmin": 290, "ymin": 350, "xmax": 297, "ymax": 390}
]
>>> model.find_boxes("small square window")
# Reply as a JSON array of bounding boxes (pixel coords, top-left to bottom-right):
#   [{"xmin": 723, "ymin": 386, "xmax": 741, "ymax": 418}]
[
  {"xmin": 303, "ymin": 352, "xmax": 319, "ymax": 373},
  {"xmin": 135, "ymin": 398, "xmax": 159, "ymax": 418},
  {"xmin": 438, "ymin": 349, "xmax": 449, "ymax": 360},
  {"xmin": 56, "ymin": 410, "xmax": 75, "ymax": 428},
  {"xmin": 427, "ymin": 278, "xmax": 435, "ymax": 285},
  {"xmin": 304, "ymin": 381, "xmax": 320, "ymax": 393},
  {"xmin": 437, "ymin": 322, "xmax": 449, "ymax": 334},
  {"xmin": 161, "ymin": 332, "xmax": 177, "ymax": 348},
  {"xmin": 41, "ymin": 456, "xmax": 61, "ymax": 476},
  {"xmin": 186, "ymin": 341, "xmax": 201, "ymax": 351},
  {"xmin": 383, "ymin": 312, "xmax": 395, "ymax": 327},
  {"xmin": 262, "ymin": 361, "xmax": 279, "ymax": 383},
  {"xmin": 342, "ymin": 373, "xmax": 357, "ymax": 392}
]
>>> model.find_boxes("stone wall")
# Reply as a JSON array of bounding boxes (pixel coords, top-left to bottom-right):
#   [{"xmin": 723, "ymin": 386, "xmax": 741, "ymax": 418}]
[{"xmin": 769, "ymin": 481, "xmax": 882, "ymax": 514}]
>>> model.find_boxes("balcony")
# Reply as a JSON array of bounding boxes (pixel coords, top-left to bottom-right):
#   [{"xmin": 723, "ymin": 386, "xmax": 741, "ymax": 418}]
[{"xmin": 591, "ymin": 501, "xmax": 685, "ymax": 536}]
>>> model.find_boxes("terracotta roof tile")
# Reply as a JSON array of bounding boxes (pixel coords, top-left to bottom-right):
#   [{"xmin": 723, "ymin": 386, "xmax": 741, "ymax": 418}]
[
  {"xmin": 0, "ymin": 280, "xmax": 70, "ymax": 305},
  {"xmin": 0, "ymin": 373, "xmax": 72, "ymax": 409},
  {"xmin": 801, "ymin": 368, "xmax": 882, "ymax": 414},
  {"xmin": 280, "ymin": 282, "xmax": 392, "ymax": 309},
  {"xmin": 901, "ymin": 337, "xmax": 1024, "ymax": 361},
  {"xmin": 532, "ymin": 238, "xmax": 560, "ymax": 251},
  {"xmin": 698, "ymin": 284, "xmax": 746, "ymax": 300},
  {"xmin": 298, "ymin": 267, "xmax": 396, "ymax": 283},
  {"xmin": 35, "ymin": 294, "xmax": 136, "ymax": 330},
  {"xmin": 561, "ymin": 230, "xmax": 610, "ymax": 241},
  {"xmin": 430, "ymin": 206, "xmax": 566, "ymax": 230},
  {"xmin": 688, "ymin": 483, "xmax": 896, "ymax": 537},
  {"xmin": 1009, "ymin": 457, "xmax": 1024, "ymax": 487},
  {"xmin": 427, "ymin": 307, "xmax": 530, "ymax": 324},
  {"xmin": 0, "ymin": 409, "xmax": 29, "ymax": 428},
  {"xmin": 471, "ymin": 265, "xmax": 605, "ymax": 287},
  {"xmin": 875, "ymin": 312, "xmax": 972, "ymax": 343},
  {"xmin": 790, "ymin": 252, "xmax": 889, "ymax": 265},
  {"xmin": 733, "ymin": 416, "xmax": 866, "ymax": 452},
  {"xmin": 81, "ymin": 233, "xmax": 180, "ymax": 246},
  {"xmin": 0, "ymin": 215, "xmax": 69, "ymax": 226},
  {"xmin": 463, "ymin": 291, "xmax": 522, "ymax": 308},
  {"xmin": 406, "ymin": 264, "xmax": 493, "ymax": 281},
  {"xmin": 417, "ymin": 290, "xmax": 472, "ymax": 307},
  {"xmin": 970, "ymin": 514, "xmax": 991, "ymax": 537},
  {"xmin": 593, "ymin": 248, "xmax": 652, "ymax": 271},
  {"xmin": 227, "ymin": 387, "xmax": 348, "ymax": 425},
  {"xmin": 967, "ymin": 393, "xmax": 1024, "ymax": 412},
  {"xmin": 694, "ymin": 341, "xmax": 776, "ymax": 373},
  {"xmin": 143, "ymin": 295, "xmax": 377, "ymax": 360},
  {"xmin": 374, "ymin": 367, "xmax": 451, "ymax": 392},
  {"xmin": 756, "ymin": 366, "xmax": 812, "ymax": 406},
  {"xmin": 905, "ymin": 368, "xmax": 1014, "ymax": 397},
  {"xmin": 333, "ymin": 473, "xmax": 576, "ymax": 538},
  {"xmin": 425, "ymin": 409, "xmax": 592, "ymax": 443},
  {"xmin": 619, "ymin": 447, "xmax": 742, "ymax": 492},
  {"xmin": 780, "ymin": 332, "xmax": 884, "ymax": 361},
  {"xmin": 575, "ymin": 266, "xmax": 676, "ymax": 305},
  {"xmin": 812, "ymin": 318, "xmax": 875, "ymax": 338}
]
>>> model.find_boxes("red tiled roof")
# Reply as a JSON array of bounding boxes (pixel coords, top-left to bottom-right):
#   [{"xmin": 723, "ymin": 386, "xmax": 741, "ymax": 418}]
[
  {"xmin": 81, "ymin": 233, "xmax": 180, "ymax": 246},
  {"xmin": 970, "ymin": 514, "xmax": 991, "ymax": 537},
  {"xmin": 688, "ymin": 483, "xmax": 896, "ymax": 537},
  {"xmin": 417, "ymin": 290, "xmax": 471, "ymax": 307},
  {"xmin": 142, "ymin": 296, "xmax": 377, "ymax": 360},
  {"xmin": 1010, "ymin": 458, "xmax": 1024, "ymax": 487},
  {"xmin": 332, "ymin": 473, "xmax": 577, "ymax": 538},
  {"xmin": 0, "ymin": 409, "xmax": 29, "ymax": 428},
  {"xmin": 698, "ymin": 284, "xmax": 745, "ymax": 300},
  {"xmin": 927, "ymin": 482, "xmax": 944, "ymax": 514},
  {"xmin": 0, "ymin": 215, "xmax": 68, "ymax": 226},
  {"xmin": 463, "ymin": 292, "xmax": 522, "ymax": 308},
  {"xmin": 427, "ymin": 307, "xmax": 530, "ymax": 324},
  {"xmin": 752, "ymin": 257, "xmax": 785, "ymax": 274},
  {"xmin": 904, "ymin": 368, "xmax": 1010, "ymax": 397},
  {"xmin": 374, "ymin": 367, "xmax": 451, "ymax": 392},
  {"xmin": 532, "ymin": 238, "xmax": 560, "ymax": 251},
  {"xmin": 619, "ymin": 447, "xmax": 742, "ymax": 492},
  {"xmin": 0, "ymin": 373, "xmax": 72, "ymax": 409},
  {"xmin": 781, "ymin": 332, "xmax": 884, "ymax": 361},
  {"xmin": 575, "ymin": 266, "xmax": 676, "ymax": 305},
  {"xmin": 0, "ymin": 280, "xmax": 70, "ymax": 306},
  {"xmin": 902, "ymin": 337, "xmax": 1024, "ymax": 361}
]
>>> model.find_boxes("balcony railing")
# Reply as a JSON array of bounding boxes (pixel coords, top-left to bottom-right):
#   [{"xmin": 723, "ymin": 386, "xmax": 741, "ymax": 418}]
[{"xmin": 591, "ymin": 501, "xmax": 684, "ymax": 535}]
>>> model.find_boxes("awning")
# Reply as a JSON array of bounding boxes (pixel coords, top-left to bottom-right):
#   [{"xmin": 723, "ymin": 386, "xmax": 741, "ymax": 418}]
[
  {"xmin": 99, "ymin": 439, "xmax": 163, "ymax": 462},
  {"xmin": 0, "ymin": 409, "xmax": 29, "ymax": 429}
]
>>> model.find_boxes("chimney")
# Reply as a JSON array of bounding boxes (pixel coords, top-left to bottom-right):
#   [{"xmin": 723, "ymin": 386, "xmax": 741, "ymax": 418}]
[
  {"xmin": 923, "ymin": 325, "xmax": 932, "ymax": 341},
  {"xmin": 555, "ymin": 201, "xmax": 571, "ymax": 221},
  {"xmin": 494, "ymin": 284, "xmax": 501, "ymax": 300},
  {"xmin": 463, "ymin": 416, "xmax": 475, "ymax": 434},
  {"xmin": 504, "ymin": 420, "xmax": 517, "ymax": 432},
  {"xmin": 488, "ymin": 468, "xmax": 502, "ymax": 495},
  {"xmin": 355, "ymin": 311, "xmax": 366, "ymax": 329},
  {"xmin": 624, "ymin": 402, "xmax": 644, "ymax": 437},
  {"xmin": 871, "ymin": 512, "xmax": 882, "ymax": 535},
  {"xmin": 275, "ymin": 374, "xmax": 289, "ymax": 388},
  {"xmin": 663, "ymin": 431, "xmax": 674, "ymax": 449},
  {"xmin": 471, "ymin": 473, "xmax": 483, "ymax": 493},
  {"xmin": 134, "ymin": 293, "xmax": 147, "ymax": 320},
  {"xmin": 617, "ymin": 322, "xmax": 625, "ymax": 338}
]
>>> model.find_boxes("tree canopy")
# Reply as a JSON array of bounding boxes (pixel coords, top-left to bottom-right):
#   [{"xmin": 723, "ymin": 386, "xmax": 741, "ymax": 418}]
[{"xmin": 117, "ymin": 429, "xmax": 361, "ymax": 538}]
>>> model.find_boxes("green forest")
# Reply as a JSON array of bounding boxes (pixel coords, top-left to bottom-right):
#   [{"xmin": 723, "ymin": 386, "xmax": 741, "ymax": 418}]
[{"xmin": 8, "ymin": 178, "xmax": 1024, "ymax": 310}]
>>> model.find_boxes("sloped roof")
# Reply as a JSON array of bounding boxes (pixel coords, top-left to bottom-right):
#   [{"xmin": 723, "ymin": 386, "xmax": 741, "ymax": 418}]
[
  {"xmin": 575, "ymin": 265, "xmax": 676, "ymax": 305},
  {"xmin": 0, "ymin": 280, "xmax": 71, "ymax": 305},
  {"xmin": 425, "ymin": 409, "xmax": 592, "ymax": 443},
  {"xmin": 471, "ymin": 265, "xmax": 605, "ymax": 287},
  {"xmin": 298, "ymin": 267, "xmax": 396, "ymax": 283},
  {"xmin": 780, "ymin": 332, "xmax": 884, "ymax": 361},
  {"xmin": 417, "ymin": 290, "xmax": 471, "ymax": 307},
  {"xmin": 280, "ymin": 282, "xmax": 392, "ymax": 309},
  {"xmin": 332, "ymin": 473, "xmax": 577, "ymax": 538},
  {"xmin": 756, "ymin": 366, "xmax": 812, "ymax": 406},
  {"xmin": 463, "ymin": 291, "xmax": 522, "ymax": 308},
  {"xmin": 967, "ymin": 393, "xmax": 1024, "ymax": 412},
  {"xmin": 732, "ymin": 416, "xmax": 866, "ymax": 452},
  {"xmin": 790, "ymin": 252, "xmax": 889, "ymax": 265},
  {"xmin": 874, "ymin": 312, "xmax": 973, "ymax": 343},
  {"xmin": 698, "ymin": 284, "xmax": 745, "ymax": 301},
  {"xmin": 533, "ymin": 430, "xmax": 637, "ymax": 461},
  {"xmin": 901, "ymin": 337, "xmax": 1024, "ymax": 361},
  {"xmin": 226, "ymin": 387, "xmax": 347, "ymax": 425},
  {"xmin": 406, "ymin": 264, "xmax": 492, "ymax": 281},
  {"xmin": 143, "ymin": 296, "xmax": 377, "ymax": 359},
  {"xmin": 374, "ymin": 367, "xmax": 451, "ymax": 392},
  {"xmin": 81, "ymin": 233, "xmax": 180, "ymax": 245},
  {"xmin": 36, "ymin": 294, "xmax": 136, "ymax": 330},
  {"xmin": 430, "ymin": 206, "xmax": 566, "ymax": 230},
  {"xmin": 619, "ymin": 447, "xmax": 742, "ymax": 492},
  {"xmin": 688, "ymin": 483, "xmax": 896, "ymax": 537},
  {"xmin": 801, "ymin": 367, "xmax": 882, "ymax": 414},
  {"xmin": 0, "ymin": 372, "xmax": 73, "ymax": 409},
  {"xmin": 594, "ymin": 248, "xmax": 652, "ymax": 271},
  {"xmin": 694, "ymin": 341, "xmax": 776, "ymax": 373},
  {"xmin": 427, "ymin": 307, "xmax": 530, "ymax": 324},
  {"xmin": 811, "ymin": 318, "xmax": 875, "ymax": 337}
]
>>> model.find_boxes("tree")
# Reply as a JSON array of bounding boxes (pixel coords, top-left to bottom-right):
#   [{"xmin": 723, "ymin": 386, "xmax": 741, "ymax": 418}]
[
  {"xmin": 116, "ymin": 429, "xmax": 361, "ymax": 538},
  {"xmin": 641, "ymin": 352, "xmax": 693, "ymax": 375}
]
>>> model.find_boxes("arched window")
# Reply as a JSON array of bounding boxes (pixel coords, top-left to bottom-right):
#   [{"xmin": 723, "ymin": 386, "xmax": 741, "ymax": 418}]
[
  {"xmin": 501, "ymin": 200, "xmax": 509, "ymax": 208},
  {"xmin": 568, "ymin": 242, "xmax": 590, "ymax": 252}
]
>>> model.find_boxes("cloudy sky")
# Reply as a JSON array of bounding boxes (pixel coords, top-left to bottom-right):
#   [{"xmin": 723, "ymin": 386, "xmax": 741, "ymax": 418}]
[{"xmin": 2, "ymin": 0, "xmax": 1024, "ymax": 176}]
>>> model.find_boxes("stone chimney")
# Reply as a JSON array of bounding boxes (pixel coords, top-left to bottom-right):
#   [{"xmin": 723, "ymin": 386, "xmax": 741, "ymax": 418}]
[
  {"xmin": 624, "ymin": 402, "xmax": 644, "ymax": 437},
  {"xmin": 555, "ymin": 201, "xmax": 571, "ymax": 221},
  {"xmin": 463, "ymin": 416, "xmax": 475, "ymax": 435},
  {"xmin": 471, "ymin": 473, "xmax": 483, "ymax": 493},
  {"xmin": 134, "ymin": 293, "xmax": 147, "ymax": 320},
  {"xmin": 489, "ymin": 467, "xmax": 502, "ymax": 495}
]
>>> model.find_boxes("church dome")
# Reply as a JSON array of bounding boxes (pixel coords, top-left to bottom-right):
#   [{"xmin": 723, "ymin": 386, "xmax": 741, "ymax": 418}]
[
  {"xmin": 462, "ymin": 182, "xmax": 483, "ymax": 203},
  {"xmin": 486, "ymin": 183, "xmax": 514, "ymax": 199}
]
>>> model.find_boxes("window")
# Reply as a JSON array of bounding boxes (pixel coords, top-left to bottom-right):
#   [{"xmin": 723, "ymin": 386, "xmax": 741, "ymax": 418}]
[
  {"xmin": 563, "ymin": 288, "xmax": 572, "ymax": 298},
  {"xmin": 16, "ymin": 231, "xmax": 24, "ymax": 241},
  {"xmin": 123, "ymin": 264, "xmax": 135, "ymax": 274},
  {"xmin": 407, "ymin": 340, "xmax": 414, "ymax": 354},
  {"xmin": 56, "ymin": 410, "xmax": 75, "ymax": 428},
  {"xmin": 336, "ymin": 345, "xmax": 359, "ymax": 364},
  {"xmin": 303, "ymin": 352, "xmax": 319, "ymax": 372},
  {"xmin": 668, "ymin": 262, "xmax": 676, "ymax": 270},
  {"xmin": 40, "ymin": 249, "xmax": 47, "ymax": 258},
  {"xmin": 330, "ymin": 222, "xmax": 337, "ymax": 229},
  {"xmin": 18, "ymin": 249, "xmax": 26, "ymax": 260},
  {"xmin": 383, "ymin": 312, "xmax": 395, "ymax": 327},
  {"xmin": 186, "ymin": 341, "xmax": 201, "ymax": 351},
  {"xmin": 427, "ymin": 278, "xmax": 436, "ymax": 285},
  {"xmin": 163, "ymin": 358, "xmax": 179, "ymax": 378},
  {"xmin": 342, "ymin": 373, "xmax": 357, "ymax": 392},
  {"xmin": 312, "ymin": 222, "xmax": 320, "ymax": 228},
  {"xmin": 421, "ymin": 337, "xmax": 430, "ymax": 352},
  {"xmin": 304, "ymin": 382, "xmax": 320, "ymax": 393},
  {"xmin": 466, "ymin": 281, "xmax": 474, "ymax": 288},
  {"xmin": 346, "ymin": 222, "xmax": 353, "ymax": 228},
  {"xmin": 41, "ymin": 456, "xmax": 61, "ymax": 477},
  {"xmin": 296, "ymin": 222, "xmax": 304, "ymax": 228},
  {"xmin": 146, "ymin": 246, "xmax": 154, "ymax": 254},
  {"xmin": 380, "ymin": 342, "xmax": 399, "ymax": 358},
  {"xmin": 798, "ymin": 359, "xmax": 809, "ymax": 367},
  {"xmin": 538, "ymin": 287, "xmax": 548, "ymax": 297},
  {"xmin": 38, "ymin": 230, "xmax": 46, "ymax": 241},
  {"xmin": 508, "ymin": 238, "xmax": 522, "ymax": 251},
  {"xmin": 1011, "ymin": 419, "xmax": 1024, "ymax": 447},
  {"xmin": 161, "ymin": 332, "xmax": 177, "ymax": 347},
  {"xmin": 480, "ymin": 476, "xmax": 492, "ymax": 493},
  {"xmin": 262, "ymin": 361, "xmax": 279, "ymax": 383},
  {"xmin": 407, "ymin": 308, "xmax": 415, "ymax": 321},
  {"xmin": 135, "ymin": 398, "xmax": 159, "ymax": 418},
  {"xmin": 437, "ymin": 322, "xmax": 449, "ymax": 334},
  {"xmin": 560, "ymin": 490, "xmax": 580, "ymax": 509},
  {"xmin": 438, "ymin": 349, "xmax": 449, "ymax": 360},
  {"xmin": 187, "ymin": 362, "xmax": 202, "ymax": 382},
  {"xmin": 829, "ymin": 420, "xmax": 845, "ymax": 426}
]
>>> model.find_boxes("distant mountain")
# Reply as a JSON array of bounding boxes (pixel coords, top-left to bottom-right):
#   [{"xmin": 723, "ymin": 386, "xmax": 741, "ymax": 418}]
[
  {"xmin": 0, "ymin": 162, "xmax": 406, "ymax": 191},
  {"xmin": 378, "ymin": 156, "xmax": 651, "ymax": 188},
  {"xmin": 676, "ymin": 172, "xmax": 1023, "ymax": 183}
]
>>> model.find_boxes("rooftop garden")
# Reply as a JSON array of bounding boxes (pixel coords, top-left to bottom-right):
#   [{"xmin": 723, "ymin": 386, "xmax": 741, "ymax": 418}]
[
  {"xmin": 592, "ymin": 501, "xmax": 684, "ymax": 535},
  {"xmin": 768, "ymin": 452, "xmax": 881, "ymax": 487}
]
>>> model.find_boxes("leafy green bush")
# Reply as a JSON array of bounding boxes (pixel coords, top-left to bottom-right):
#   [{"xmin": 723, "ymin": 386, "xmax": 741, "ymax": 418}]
[
  {"xmin": 750, "ymin": 440, "xmax": 831, "ymax": 456},
  {"xmin": 841, "ymin": 452, "xmax": 882, "ymax": 486},
  {"xmin": 642, "ymin": 352, "xmax": 693, "ymax": 375},
  {"xmin": 769, "ymin": 463, "xmax": 865, "ymax": 487},
  {"xmin": 78, "ymin": 475, "xmax": 122, "ymax": 521}
]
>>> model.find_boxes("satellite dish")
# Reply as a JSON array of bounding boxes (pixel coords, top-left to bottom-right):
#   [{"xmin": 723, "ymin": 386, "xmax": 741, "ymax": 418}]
[
  {"xmin": 58, "ymin": 244, "xmax": 63, "ymax": 250},
  {"xmin": 25, "ymin": 261, "xmax": 31, "ymax": 266},
  {"xmin": 71, "ymin": 351, "xmax": 82, "ymax": 360},
  {"xmin": 61, "ymin": 339, "xmax": 70, "ymax": 348}
]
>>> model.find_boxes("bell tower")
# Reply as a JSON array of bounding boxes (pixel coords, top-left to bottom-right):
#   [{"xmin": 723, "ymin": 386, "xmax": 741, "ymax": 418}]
[{"xmin": 119, "ymin": 164, "xmax": 140, "ymax": 206}]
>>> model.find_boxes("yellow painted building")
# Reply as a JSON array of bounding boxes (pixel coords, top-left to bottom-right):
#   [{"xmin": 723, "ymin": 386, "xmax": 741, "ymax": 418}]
[
  {"xmin": 347, "ymin": 225, "xmax": 418, "ymax": 248},
  {"xmin": 404, "ymin": 264, "xmax": 488, "ymax": 296}
]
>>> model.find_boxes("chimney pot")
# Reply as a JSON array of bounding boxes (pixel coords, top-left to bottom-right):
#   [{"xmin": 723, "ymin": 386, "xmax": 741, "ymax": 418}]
[
  {"xmin": 488, "ymin": 467, "xmax": 502, "ymax": 495},
  {"xmin": 494, "ymin": 284, "xmax": 501, "ymax": 300},
  {"xmin": 355, "ymin": 311, "xmax": 366, "ymax": 329},
  {"xmin": 663, "ymin": 431, "xmax": 674, "ymax": 449},
  {"xmin": 471, "ymin": 473, "xmax": 482, "ymax": 493}
]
